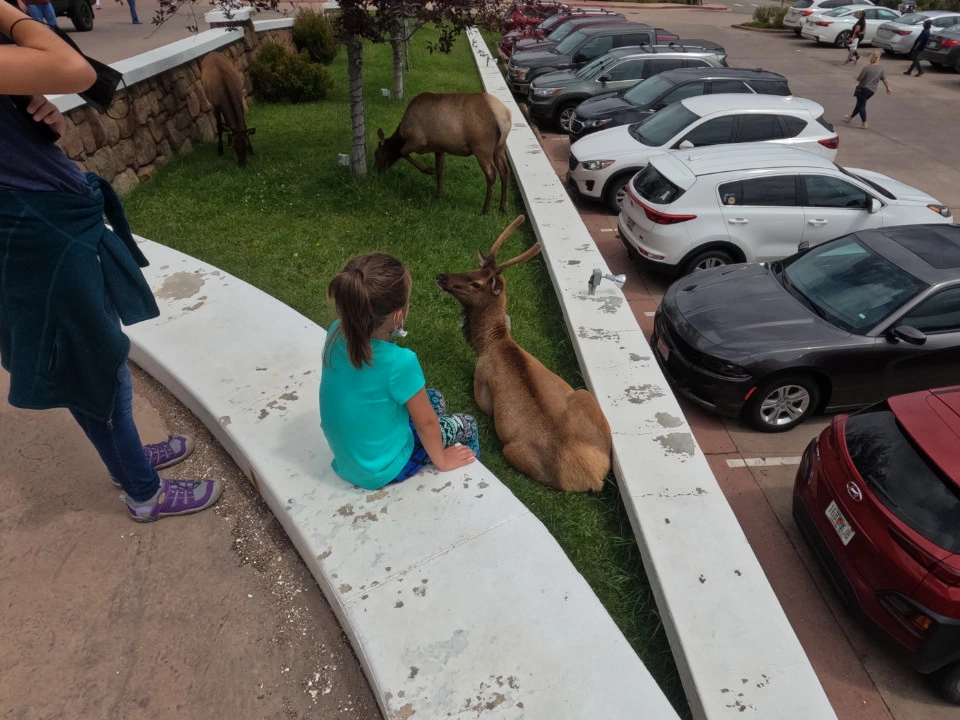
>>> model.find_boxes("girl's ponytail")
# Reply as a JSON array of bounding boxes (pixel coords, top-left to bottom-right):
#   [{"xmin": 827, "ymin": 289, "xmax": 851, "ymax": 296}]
[{"xmin": 327, "ymin": 253, "xmax": 411, "ymax": 369}]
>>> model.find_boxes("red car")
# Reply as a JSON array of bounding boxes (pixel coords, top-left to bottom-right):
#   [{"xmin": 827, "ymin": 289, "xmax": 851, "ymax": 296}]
[
  {"xmin": 793, "ymin": 386, "xmax": 960, "ymax": 704},
  {"xmin": 500, "ymin": 9, "xmax": 625, "ymax": 58},
  {"xmin": 501, "ymin": 1, "xmax": 569, "ymax": 35}
]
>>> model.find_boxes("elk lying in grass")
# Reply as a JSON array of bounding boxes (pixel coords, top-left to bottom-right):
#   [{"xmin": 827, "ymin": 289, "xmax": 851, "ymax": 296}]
[
  {"xmin": 375, "ymin": 92, "xmax": 512, "ymax": 215},
  {"xmin": 200, "ymin": 52, "xmax": 256, "ymax": 167},
  {"xmin": 436, "ymin": 216, "xmax": 612, "ymax": 492}
]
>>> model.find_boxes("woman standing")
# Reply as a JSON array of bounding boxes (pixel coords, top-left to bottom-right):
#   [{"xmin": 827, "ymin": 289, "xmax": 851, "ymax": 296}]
[
  {"xmin": 0, "ymin": 1, "xmax": 222, "ymax": 521},
  {"xmin": 844, "ymin": 51, "xmax": 891, "ymax": 129}
]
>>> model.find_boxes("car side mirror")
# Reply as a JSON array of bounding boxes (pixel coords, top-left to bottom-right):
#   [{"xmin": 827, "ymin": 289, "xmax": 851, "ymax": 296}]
[
  {"xmin": 598, "ymin": 74, "xmax": 611, "ymax": 83},
  {"xmin": 573, "ymin": 53, "xmax": 586, "ymax": 63},
  {"xmin": 868, "ymin": 197, "xmax": 881, "ymax": 214},
  {"xmin": 678, "ymin": 140, "xmax": 694, "ymax": 150},
  {"xmin": 890, "ymin": 325, "xmax": 927, "ymax": 345},
  {"xmin": 797, "ymin": 240, "xmax": 810, "ymax": 253}
]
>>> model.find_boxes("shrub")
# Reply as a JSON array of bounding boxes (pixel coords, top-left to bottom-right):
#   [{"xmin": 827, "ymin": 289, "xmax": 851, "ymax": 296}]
[
  {"xmin": 251, "ymin": 42, "xmax": 334, "ymax": 103},
  {"xmin": 752, "ymin": 4, "xmax": 777, "ymax": 23},
  {"xmin": 772, "ymin": 5, "xmax": 789, "ymax": 26},
  {"xmin": 750, "ymin": 4, "xmax": 789, "ymax": 27},
  {"xmin": 292, "ymin": 8, "xmax": 341, "ymax": 65}
]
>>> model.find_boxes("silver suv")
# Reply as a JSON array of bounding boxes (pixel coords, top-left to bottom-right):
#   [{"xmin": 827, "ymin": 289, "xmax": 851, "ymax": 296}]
[{"xmin": 527, "ymin": 42, "xmax": 727, "ymax": 132}]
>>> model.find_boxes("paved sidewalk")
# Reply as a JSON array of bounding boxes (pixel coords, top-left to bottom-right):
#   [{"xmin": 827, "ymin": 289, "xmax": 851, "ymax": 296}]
[{"xmin": 0, "ymin": 365, "xmax": 379, "ymax": 720}]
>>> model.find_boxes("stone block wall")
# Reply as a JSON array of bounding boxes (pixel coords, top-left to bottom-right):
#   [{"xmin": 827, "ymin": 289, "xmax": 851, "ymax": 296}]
[{"xmin": 58, "ymin": 26, "xmax": 294, "ymax": 195}]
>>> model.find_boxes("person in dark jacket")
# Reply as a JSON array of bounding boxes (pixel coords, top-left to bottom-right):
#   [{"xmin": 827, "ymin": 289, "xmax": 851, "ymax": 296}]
[
  {"xmin": 904, "ymin": 19, "xmax": 932, "ymax": 76},
  {"xmin": 0, "ymin": 1, "xmax": 222, "ymax": 521}
]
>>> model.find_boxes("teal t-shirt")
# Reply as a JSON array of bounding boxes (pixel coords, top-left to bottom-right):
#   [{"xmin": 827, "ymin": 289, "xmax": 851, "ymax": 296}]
[{"xmin": 319, "ymin": 320, "xmax": 426, "ymax": 489}]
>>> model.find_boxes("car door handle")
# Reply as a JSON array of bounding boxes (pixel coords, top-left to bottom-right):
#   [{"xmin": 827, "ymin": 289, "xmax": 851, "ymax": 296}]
[
  {"xmin": 807, "ymin": 219, "xmax": 828, "ymax": 226},
  {"xmin": 727, "ymin": 218, "xmax": 749, "ymax": 225}
]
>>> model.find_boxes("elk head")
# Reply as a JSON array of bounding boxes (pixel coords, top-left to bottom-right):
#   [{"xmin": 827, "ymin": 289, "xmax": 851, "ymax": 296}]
[
  {"xmin": 436, "ymin": 215, "xmax": 542, "ymax": 311},
  {"xmin": 374, "ymin": 128, "xmax": 402, "ymax": 170},
  {"xmin": 229, "ymin": 127, "xmax": 256, "ymax": 167}
]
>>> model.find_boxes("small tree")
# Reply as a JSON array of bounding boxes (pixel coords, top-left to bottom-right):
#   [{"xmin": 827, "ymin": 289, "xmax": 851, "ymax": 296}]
[{"xmin": 337, "ymin": 0, "xmax": 504, "ymax": 175}]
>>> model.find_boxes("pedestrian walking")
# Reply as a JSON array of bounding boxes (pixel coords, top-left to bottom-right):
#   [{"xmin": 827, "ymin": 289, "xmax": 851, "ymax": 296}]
[
  {"xmin": 851, "ymin": 11, "xmax": 866, "ymax": 41},
  {"xmin": 127, "ymin": 0, "xmax": 141, "ymax": 24},
  {"xmin": 844, "ymin": 51, "xmax": 892, "ymax": 129},
  {"xmin": 0, "ymin": 1, "xmax": 223, "ymax": 522},
  {"xmin": 844, "ymin": 31, "xmax": 861, "ymax": 65},
  {"xmin": 22, "ymin": 0, "xmax": 56, "ymax": 27},
  {"xmin": 904, "ymin": 18, "xmax": 932, "ymax": 76}
]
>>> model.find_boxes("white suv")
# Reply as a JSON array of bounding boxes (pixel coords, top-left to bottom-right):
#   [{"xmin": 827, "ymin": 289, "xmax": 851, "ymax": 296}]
[
  {"xmin": 618, "ymin": 144, "xmax": 952, "ymax": 277},
  {"xmin": 784, "ymin": 0, "xmax": 874, "ymax": 35},
  {"xmin": 568, "ymin": 95, "xmax": 838, "ymax": 214}
]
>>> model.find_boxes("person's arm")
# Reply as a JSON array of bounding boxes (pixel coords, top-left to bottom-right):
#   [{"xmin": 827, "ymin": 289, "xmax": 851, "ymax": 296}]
[
  {"xmin": 882, "ymin": 70, "xmax": 891, "ymax": 94},
  {"xmin": 406, "ymin": 389, "xmax": 475, "ymax": 472},
  {"xmin": 0, "ymin": 1, "xmax": 96, "ymax": 95}
]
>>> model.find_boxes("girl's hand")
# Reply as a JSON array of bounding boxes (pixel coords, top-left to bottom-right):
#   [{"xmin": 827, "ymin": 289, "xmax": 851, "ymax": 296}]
[
  {"xmin": 886, "ymin": 87, "xmax": 892, "ymax": 95},
  {"xmin": 26, "ymin": 94, "xmax": 65, "ymax": 138},
  {"xmin": 436, "ymin": 444, "xmax": 476, "ymax": 473}
]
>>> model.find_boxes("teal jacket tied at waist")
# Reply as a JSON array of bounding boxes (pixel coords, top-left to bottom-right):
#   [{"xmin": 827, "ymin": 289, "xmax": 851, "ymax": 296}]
[{"xmin": 0, "ymin": 173, "xmax": 160, "ymax": 422}]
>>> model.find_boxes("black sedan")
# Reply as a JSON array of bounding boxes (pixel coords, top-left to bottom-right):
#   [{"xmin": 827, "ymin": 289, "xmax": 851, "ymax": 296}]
[
  {"xmin": 568, "ymin": 67, "xmax": 790, "ymax": 143},
  {"xmin": 652, "ymin": 225, "xmax": 960, "ymax": 432},
  {"xmin": 920, "ymin": 26, "xmax": 960, "ymax": 72}
]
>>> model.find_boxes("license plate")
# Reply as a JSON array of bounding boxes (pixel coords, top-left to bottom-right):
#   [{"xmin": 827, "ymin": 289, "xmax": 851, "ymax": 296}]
[
  {"xmin": 624, "ymin": 214, "xmax": 636, "ymax": 232},
  {"xmin": 826, "ymin": 501, "xmax": 855, "ymax": 546},
  {"xmin": 656, "ymin": 335, "xmax": 670, "ymax": 362},
  {"xmin": 927, "ymin": 39, "xmax": 939, "ymax": 49}
]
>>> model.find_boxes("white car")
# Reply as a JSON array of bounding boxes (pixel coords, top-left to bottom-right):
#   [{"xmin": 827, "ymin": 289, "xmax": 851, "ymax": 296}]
[
  {"xmin": 567, "ymin": 95, "xmax": 839, "ymax": 214},
  {"xmin": 617, "ymin": 144, "xmax": 952, "ymax": 277},
  {"xmin": 784, "ymin": 0, "xmax": 874, "ymax": 36},
  {"xmin": 801, "ymin": 5, "xmax": 901, "ymax": 47}
]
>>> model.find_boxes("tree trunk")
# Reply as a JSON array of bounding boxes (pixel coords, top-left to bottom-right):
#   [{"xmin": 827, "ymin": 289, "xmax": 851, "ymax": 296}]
[
  {"xmin": 346, "ymin": 34, "xmax": 366, "ymax": 175},
  {"xmin": 403, "ymin": 17, "xmax": 412, "ymax": 71},
  {"xmin": 391, "ymin": 35, "xmax": 404, "ymax": 100}
]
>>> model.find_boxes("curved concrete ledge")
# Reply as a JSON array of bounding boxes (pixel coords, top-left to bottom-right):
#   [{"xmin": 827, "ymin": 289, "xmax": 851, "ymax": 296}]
[
  {"xmin": 126, "ymin": 238, "xmax": 680, "ymax": 720},
  {"xmin": 467, "ymin": 28, "xmax": 837, "ymax": 720}
]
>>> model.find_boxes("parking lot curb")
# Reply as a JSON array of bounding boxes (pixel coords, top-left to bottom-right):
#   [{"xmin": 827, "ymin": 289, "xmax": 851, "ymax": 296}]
[{"xmin": 731, "ymin": 23, "xmax": 794, "ymax": 32}]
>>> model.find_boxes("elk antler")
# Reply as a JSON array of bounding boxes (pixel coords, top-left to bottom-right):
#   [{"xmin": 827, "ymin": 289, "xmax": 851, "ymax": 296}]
[
  {"xmin": 496, "ymin": 242, "xmax": 542, "ymax": 273},
  {"xmin": 487, "ymin": 215, "xmax": 526, "ymax": 259}
]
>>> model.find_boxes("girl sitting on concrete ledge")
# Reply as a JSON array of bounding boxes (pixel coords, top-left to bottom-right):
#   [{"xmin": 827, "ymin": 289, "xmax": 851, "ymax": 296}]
[{"xmin": 320, "ymin": 253, "xmax": 479, "ymax": 490}]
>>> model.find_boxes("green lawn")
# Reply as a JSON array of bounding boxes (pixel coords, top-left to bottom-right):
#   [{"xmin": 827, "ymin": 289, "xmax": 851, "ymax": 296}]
[{"xmin": 125, "ymin": 26, "xmax": 687, "ymax": 715}]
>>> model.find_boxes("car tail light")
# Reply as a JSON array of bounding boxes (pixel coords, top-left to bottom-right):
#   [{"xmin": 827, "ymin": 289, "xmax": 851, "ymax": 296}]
[
  {"xmin": 932, "ymin": 561, "xmax": 960, "ymax": 587},
  {"xmin": 894, "ymin": 28, "xmax": 912, "ymax": 36},
  {"xmin": 881, "ymin": 593, "xmax": 935, "ymax": 633},
  {"xmin": 798, "ymin": 437, "xmax": 817, "ymax": 485},
  {"xmin": 815, "ymin": 20, "xmax": 832, "ymax": 26},
  {"xmin": 818, "ymin": 137, "xmax": 840, "ymax": 150},
  {"xmin": 628, "ymin": 193, "xmax": 696, "ymax": 225},
  {"xmin": 888, "ymin": 524, "xmax": 938, "ymax": 570},
  {"xmin": 942, "ymin": 38, "xmax": 960, "ymax": 47},
  {"xmin": 802, "ymin": 9, "xmax": 815, "ymax": 15}
]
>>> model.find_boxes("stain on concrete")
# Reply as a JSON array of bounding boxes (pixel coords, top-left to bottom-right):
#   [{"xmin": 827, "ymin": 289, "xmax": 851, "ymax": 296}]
[
  {"xmin": 664, "ymin": 518, "xmax": 671, "ymax": 524},
  {"xmin": 623, "ymin": 385, "xmax": 664, "ymax": 404},
  {"xmin": 734, "ymin": 569, "xmax": 742, "ymax": 576},
  {"xmin": 218, "ymin": 415, "xmax": 231, "ymax": 426},
  {"xmin": 184, "ymin": 299, "xmax": 205, "ymax": 312},
  {"xmin": 256, "ymin": 367, "xmax": 267, "ymax": 371},
  {"xmin": 395, "ymin": 703, "xmax": 415, "ymax": 720},
  {"xmin": 408, "ymin": 666, "xmax": 419, "ymax": 680},
  {"xmin": 566, "ymin": 259, "xmax": 581, "ymax": 265},
  {"xmin": 699, "ymin": 575, "xmax": 706, "ymax": 584},
  {"xmin": 395, "ymin": 600, "xmax": 404, "ymax": 609},
  {"xmin": 655, "ymin": 412, "xmax": 684, "ymax": 428},
  {"xmin": 413, "ymin": 586, "xmax": 427, "ymax": 598},
  {"xmin": 257, "ymin": 409, "xmax": 269, "ymax": 420},
  {"xmin": 279, "ymin": 391, "xmax": 299, "ymax": 402},
  {"xmin": 156, "ymin": 271, "xmax": 205, "ymax": 301},
  {"xmin": 318, "ymin": 548, "xmax": 332, "ymax": 560},
  {"xmin": 577, "ymin": 327, "xmax": 621, "ymax": 341},
  {"xmin": 655, "ymin": 432, "xmax": 695, "ymax": 458},
  {"xmin": 352, "ymin": 511, "xmax": 378, "ymax": 525},
  {"xmin": 366, "ymin": 488, "xmax": 389, "ymax": 503},
  {"xmin": 336, "ymin": 504, "xmax": 354, "ymax": 517},
  {"xmin": 629, "ymin": 353, "xmax": 647, "ymax": 362},
  {"xmin": 478, "ymin": 481, "xmax": 489, "ymax": 489},
  {"xmin": 339, "ymin": 583, "xmax": 352, "ymax": 594},
  {"xmin": 579, "ymin": 294, "xmax": 624, "ymax": 314},
  {"xmin": 401, "ymin": 629, "xmax": 468, "ymax": 675},
  {"xmin": 431, "ymin": 481, "xmax": 452, "ymax": 494}
]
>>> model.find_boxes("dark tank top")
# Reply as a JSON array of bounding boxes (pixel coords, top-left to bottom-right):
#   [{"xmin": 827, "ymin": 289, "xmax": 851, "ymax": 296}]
[{"xmin": 0, "ymin": 94, "xmax": 91, "ymax": 195}]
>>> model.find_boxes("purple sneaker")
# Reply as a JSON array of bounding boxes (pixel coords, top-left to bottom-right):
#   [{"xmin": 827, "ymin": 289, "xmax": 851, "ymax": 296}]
[
  {"xmin": 145, "ymin": 435, "xmax": 195, "ymax": 469},
  {"xmin": 125, "ymin": 478, "xmax": 223, "ymax": 523}
]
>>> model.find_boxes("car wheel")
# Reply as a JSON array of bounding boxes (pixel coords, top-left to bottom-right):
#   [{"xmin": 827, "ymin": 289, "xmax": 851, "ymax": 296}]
[
  {"xmin": 834, "ymin": 30, "xmax": 850, "ymax": 49},
  {"xmin": 793, "ymin": 27, "xmax": 802, "ymax": 36},
  {"xmin": 71, "ymin": 0, "xmax": 94, "ymax": 31},
  {"xmin": 556, "ymin": 103, "xmax": 578, "ymax": 133},
  {"xmin": 682, "ymin": 248, "xmax": 735, "ymax": 275},
  {"xmin": 938, "ymin": 662, "xmax": 960, "ymax": 705},
  {"xmin": 884, "ymin": 48, "xmax": 896, "ymax": 56},
  {"xmin": 604, "ymin": 175, "xmax": 631, "ymax": 215},
  {"xmin": 746, "ymin": 375, "xmax": 820, "ymax": 433}
]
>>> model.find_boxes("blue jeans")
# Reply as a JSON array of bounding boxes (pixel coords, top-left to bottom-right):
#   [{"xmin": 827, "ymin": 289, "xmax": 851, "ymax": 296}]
[
  {"xmin": 128, "ymin": 0, "xmax": 139, "ymax": 23},
  {"xmin": 851, "ymin": 88, "xmax": 874, "ymax": 123},
  {"xmin": 26, "ymin": 2, "xmax": 58, "ymax": 26}
]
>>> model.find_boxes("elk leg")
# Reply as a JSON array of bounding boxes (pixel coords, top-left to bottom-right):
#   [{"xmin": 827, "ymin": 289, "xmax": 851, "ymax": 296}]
[
  {"xmin": 402, "ymin": 154, "xmax": 435, "ymax": 175},
  {"xmin": 477, "ymin": 155, "xmax": 496, "ymax": 215},
  {"xmin": 434, "ymin": 152, "xmax": 446, "ymax": 199},
  {"xmin": 495, "ymin": 149, "xmax": 510, "ymax": 213},
  {"xmin": 215, "ymin": 110, "xmax": 224, "ymax": 156}
]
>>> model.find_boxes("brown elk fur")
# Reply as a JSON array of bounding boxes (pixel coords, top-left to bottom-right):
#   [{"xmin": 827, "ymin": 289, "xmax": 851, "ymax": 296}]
[
  {"xmin": 436, "ymin": 216, "xmax": 612, "ymax": 492},
  {"xmin": 200, "ymin": 52, "xmax": 256, "ymax": 167},
  {"xmin": 375, "ymin": 92, "xmax": 512, "ymax": 215}
]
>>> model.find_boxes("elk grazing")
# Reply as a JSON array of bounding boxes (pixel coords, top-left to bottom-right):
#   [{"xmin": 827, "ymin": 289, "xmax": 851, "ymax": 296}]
[
  {"xmin": 375, "ymin": 92, "xmax": 512, "ymax": 215},
  {"xmin": 436, "ymin": 216, "xmax": 612, "ymax": 492},
  {"xmin": 200, "ymin": 52, "xmax": 256, "ymax": 167}
]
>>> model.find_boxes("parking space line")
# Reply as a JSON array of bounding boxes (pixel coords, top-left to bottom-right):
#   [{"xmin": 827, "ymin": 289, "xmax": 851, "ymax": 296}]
[
  {"xmin": 599, "ymin": 228, "xmax": 615, "ymax": 232},
  {"xmin": 644, "ymin": 311, "xmax": 656, "ymax": 316},
  {"xmin": 727, "ymin": 457, "xmax": 802, "ymax": 468}
]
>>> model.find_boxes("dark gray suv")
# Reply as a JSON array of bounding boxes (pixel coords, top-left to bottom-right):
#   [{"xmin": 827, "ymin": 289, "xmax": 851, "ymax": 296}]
[{"xmin": 507, "ymin": 22, "xmax": 658, "ymax": 94}]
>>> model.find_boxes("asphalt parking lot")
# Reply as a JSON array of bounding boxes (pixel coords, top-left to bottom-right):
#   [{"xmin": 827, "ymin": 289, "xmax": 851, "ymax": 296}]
[{"xmin": 529, "ymin": 7, "xmax": 959, "ymax": 720}]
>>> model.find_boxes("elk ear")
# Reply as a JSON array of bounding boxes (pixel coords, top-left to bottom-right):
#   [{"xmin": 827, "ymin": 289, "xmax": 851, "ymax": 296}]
[
  {"xmin": 490, "ymin": 274, "xmax": 503, "ymax": 295},
  {"xmin": 477, "ymin": 249, "xmax": 486, "ymax": 267},
  {"xmin": 377, "ymin": 128, "xmax": 385, "ymax": 144}
]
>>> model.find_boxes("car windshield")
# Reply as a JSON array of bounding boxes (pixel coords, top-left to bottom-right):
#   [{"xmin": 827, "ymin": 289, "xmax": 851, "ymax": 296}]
[
  {"xmin": 779, "ymin": 236, "xmax": 928, "ymax": 333},
  {"xmin": 623, "ymin": 74, "xmax": 676, "ymax": 107},
  {"xmin": 824, "ymin": 7, "xmax": 854, "ymax": 16},
  {"xmin": 793, "ymin": 0, "xmax": 813, "ymax": 7},
  {"xmin": 845, "ymin": 403, "xmax": 960, "ymax": 553},
  {"xmin": 547, "ymin": 22, "xmax": 579, "ymax": 42},
  {"xmin": 540, "ymin": 14, "xmax": 563, "ymax": 30},
  {"xmin": 577, "ymin": 53, "xmax": 621, "ymax": 79},
  {"xmin": 555, "ymin": 29, "xmax": 589, "ymax": 54},
  {"xmin": 897, "ymin": 13, "xmax": 926, "ymax": 24},
  {"xmin": 628, "ymin": 102, "xmax": 699, "ymax": 146}
]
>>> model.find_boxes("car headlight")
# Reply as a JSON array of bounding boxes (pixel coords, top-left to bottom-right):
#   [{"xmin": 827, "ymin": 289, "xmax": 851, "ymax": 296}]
[
  {"xmin": 582, "ymin": 118, "xmax": 612, "ymax": 129},
  {"xmin": 927, "ymin": 203, "xmax": 952, "ymax": 218},
  {"xmin": 580, "ymin": 159, "xmax": 615, "ymax": 171},
  {"xmin": 515, "ymin": 67, "xmax": 530, "ymax": 79},
  {"xmin": 532, "ymin": 86, "xmax": 564, "ymax": 97},
  {"xmin": 699, "ymin": 355, "xmax": 750, "ymax": 379}
]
